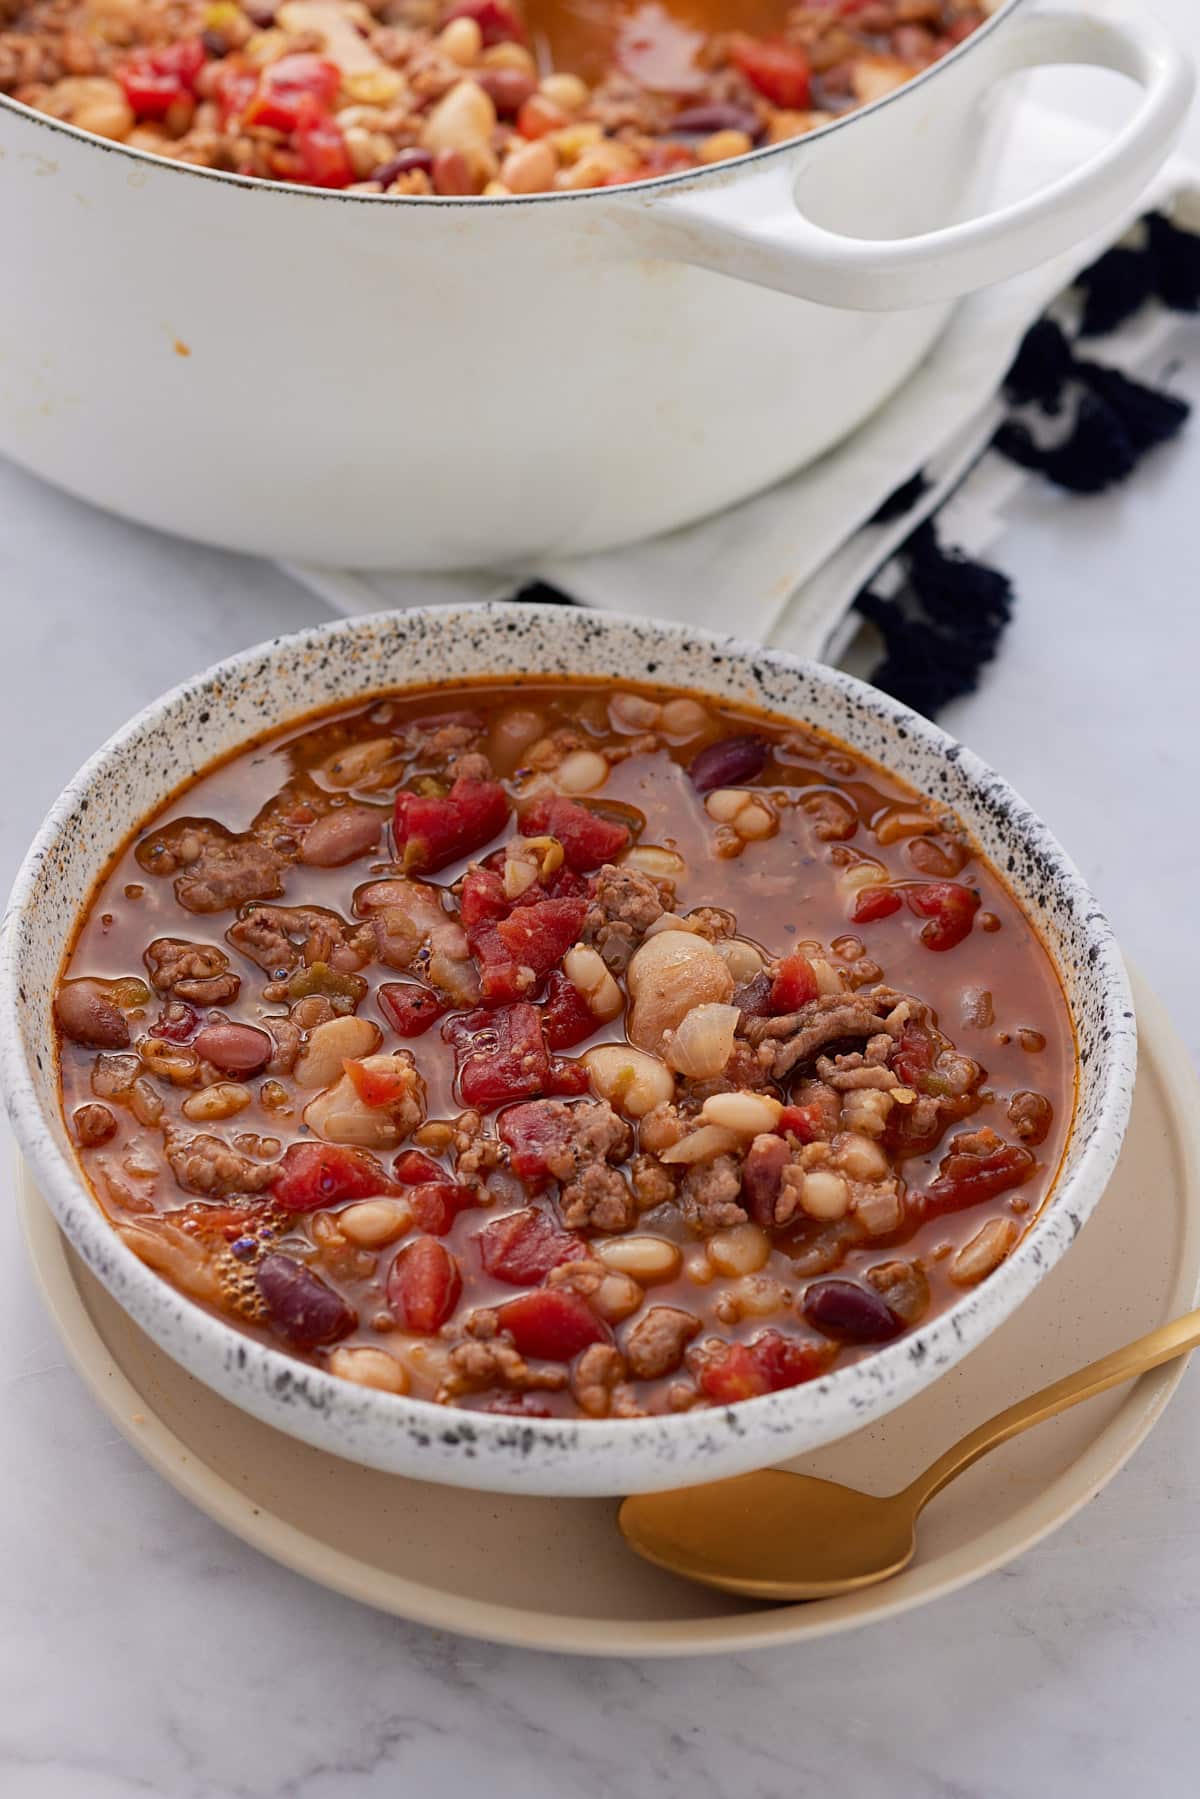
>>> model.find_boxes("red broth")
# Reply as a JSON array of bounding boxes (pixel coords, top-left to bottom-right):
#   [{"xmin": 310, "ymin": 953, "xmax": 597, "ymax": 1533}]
[{"xmin": 56, "ymin": 678, "xmax": 1073, "ymax": 1420}]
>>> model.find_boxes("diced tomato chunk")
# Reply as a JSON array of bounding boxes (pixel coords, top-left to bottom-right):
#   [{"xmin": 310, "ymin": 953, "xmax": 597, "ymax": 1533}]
[
  {"xmin": 498, "ymin": 1100, "xmax": 574, "ymax": 1184},
  {"xmin": 459, "ymin": 865, "xmax": 509, "ymax": 932},
  {"xmin": 750, "ymin": 1329, "xmax": 836, "ymax": 1391},
  {"xmin": 118, "ymin": 37, "xmax": 206, "ymax": 118},
  {"xmin": 497, "ymin": 1289, "xmax": 609, "ymax": 1361},
  {"xmin": 520, "ymin": 795, "xmax": 631, "ymax": 871},
  {"xmin": 271, "ymin": 1142, "xmax": 393, "ymax": 1213},
  {"xmin": 696, "ymin": 1341, "xmax": 765, "ymax": 1403},
  {"xmin": 444, "ymin": 1001, "xmax": 551, "ymax": 1108},
  {"xmin": 387, "ymin": 1235, "xmax": 462, "ymax": 1332},
  {"xmin": 696, "ymin": 1329, "xmax": 832, "ymax": 1402},
  {"xmin": 496, "ymin": 896, "xmax": 587, "ymax": 980},
  {"xmin": 394, "ymin": 778, "xmax": 511, "ymax": 875},
  {"xmin": 906, "ymin": 881, "xmax": 980, "ymax": 952},
  {"xmin": 292, "ymin": 104, "xmax": 355, "ymax": 189},
  {"xmin": 476, "ymin": 1207, "xmax": 585, "ymax": 1285},
  {"xmin": 890, "ymin": 1022, "xmax": 934, "ymax": 1091},
  {"xmin": 242, "ymin": 53, "xmax": 341, "ymax": 132},
  {"xmin": 925, "ymin": 1137, "xmax": 1035, "ymax": 1215},
  {"xmin": 776, "ymin": 1102, "xmax": 825, "ymax": 1144},
  {"xmin": 852, "ymin": 886, "xmax": 903, "ymax": 925},
  {"xmin": 768, "ymin": 952, "xmax": 819, "ymax": 1013},
  {"xmin": 212, "ymin": 59, "xmax": 257, "ymax": 126},
  {"xmin": 440, "ymin": 0, "xmax": 527, "ymax": 46},
  {"xmin": 540, "ymin": 969, "xmax": 598, "ymax": 1050},
  {"xmin": 547, "ymin": 1056, "xmax": 589, "ymax": 1096},
  {"xmin": 393, "ymin": 1149, "xmax": 446, "ymax": 1185},
  {"xmin": 729, "ymin": 35, "xmax": 811, "ymax": 108},
  {"xmin": 342, "ymin": 1057, "xmax": 410, "ymax": 1107},
  {"xmin": 378, "ymin": 982, "xmax": 447, "ymax": 1038},
  {"xmin": 407, "ymin": 1181, "xmax": 477, "ymax": 1236}
]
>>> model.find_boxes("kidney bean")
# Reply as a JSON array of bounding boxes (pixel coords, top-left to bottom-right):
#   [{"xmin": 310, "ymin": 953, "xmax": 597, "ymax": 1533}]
[
  {"xmin": 688, "ymin": 735, "xmax": 768, "ymax": 795},
  {"xmin": 672, "ymin": 104, "xmax": 760, "ymax": 139},
  {"xmin": 372, "ymin": 147, "xmax": 433, "ymax": 186},
  {"xmin": 803, "ymin": 1278, "xmax": 903, "ymax": 1342},
  {"xmin": 55, "ymin": 980, "xmax": 130, "ymax": 1049},
  {"xmin": 299, "ymin": 806, "xmax": 384, "ymax": 868},
  {"xmin": 256, "ymin": 1254, "xmax": 357, "ymax": 1350},
  {"xmin": 474, "ymin": 65, "xmax": 537, "ymax": 115},
  {"xmin": 194, "ymin": 1022, "xmax": 273, "ymax": 1075}
]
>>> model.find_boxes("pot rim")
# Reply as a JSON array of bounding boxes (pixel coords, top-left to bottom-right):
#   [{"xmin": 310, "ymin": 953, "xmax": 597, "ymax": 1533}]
[
  {"xmin": 0, "ymin": 0, "xmax": 1022, "ymax": 210},
  {"xmin": 0, "ymin": 601, "xmax": 1135, "ymax": 1486}
]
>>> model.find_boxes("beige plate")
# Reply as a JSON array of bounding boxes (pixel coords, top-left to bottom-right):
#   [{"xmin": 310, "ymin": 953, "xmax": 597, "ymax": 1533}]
[{"xmin": 19, "ymin": 971, "xmax": 1200, "ymax": 1658}]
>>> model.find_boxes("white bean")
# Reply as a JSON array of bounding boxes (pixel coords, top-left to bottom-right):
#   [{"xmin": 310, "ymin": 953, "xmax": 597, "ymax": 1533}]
[
  {"xmin": 562, "ymin": 944, "xmax": 623, "ymax": 1022},
  {"xmin": 329, "ymin": 1346, "xmax": 410, "ymax": 1394},
  {"xmin": 620, "ymin": 845, "xmax": 686, "ymax": 880},
  {"xmin": 700, "ymin": 1091, "xmax": 782, "ymax": 1137},
  {"xmin": 707, "ymin": 1222, "xmax": 770, "ymax": 1277},
  {"xmin": 595, "ymin": 1236, "xmax": 682, "ymax": 1284},
  {"xmin": 181, "ymin": 1082, "xmax": 252, "ymax": 1123},
  {"xmin": 583, "ymin": 1044, "xmax": 674, "ymax": 1118},
  {"xmin": 294, "ymin": 1015, "xmax": 381, "ymax": 1090},
  {"xmin": 338, "ymin": 1198, "xmax": 414, "ymax": 1247},
  {"xmin": 557, "ymin": 749, "xmax": 609, "ymax": 794},
  {"xmin": 800, "ymin": 1170, "xmax": 850, "ymax": 1221},
  {"xmin": 592, "ymin": 1271, "xmax": 643, "ymax": 1322},
  {"xmin": 834, "ymin": 1132, "xmax": 889, "ymax": 1181},
  {"xmin": 660, "ymin": 1124, "xmax": 739, "ymax": 1165}
]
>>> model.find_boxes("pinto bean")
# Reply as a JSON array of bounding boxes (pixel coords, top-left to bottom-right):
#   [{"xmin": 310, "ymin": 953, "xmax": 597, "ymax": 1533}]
[
  {"xmin": 55, "ymin": 981, "xmax": 130, "ymax": 1049},
  {"xmin": 299, "ymin": 806, "xmax": 385, "ymax": 868},
  {"xmin": 193, "ymin": 1022, "xmax": 273, "ymax": 1075}
]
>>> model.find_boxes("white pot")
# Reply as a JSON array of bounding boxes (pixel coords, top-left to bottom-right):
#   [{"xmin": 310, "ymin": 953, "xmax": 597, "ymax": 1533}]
[
  {"xmin": 0, "ymin": 2, "xmax": 1190, "ymax": 568},
  {"xmin": 1, "ymin": 606, "xmax": 1136, "ymax": 1496}
]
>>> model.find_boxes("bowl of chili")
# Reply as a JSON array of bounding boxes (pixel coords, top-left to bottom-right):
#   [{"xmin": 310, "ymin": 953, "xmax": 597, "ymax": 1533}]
[{"xmin": 0, "ymin": 604, "xmax": 1136, "ymax": 1495}]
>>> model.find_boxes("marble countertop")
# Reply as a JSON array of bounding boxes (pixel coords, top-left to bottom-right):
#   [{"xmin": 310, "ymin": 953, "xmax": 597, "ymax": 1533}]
[{"xmin": 4, "ymin": 12, "xmax": 1200, "ymax": 1793}]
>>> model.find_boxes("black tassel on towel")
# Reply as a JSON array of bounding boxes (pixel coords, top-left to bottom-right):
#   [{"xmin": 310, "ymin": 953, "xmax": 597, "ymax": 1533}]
[
  {"xmin": 854, "ymin": 523, "xmax": 1013, "ymax": 717},
  {"xmin": 996, "ymin": 316, "xmax": 1189, "ymax": 492}
]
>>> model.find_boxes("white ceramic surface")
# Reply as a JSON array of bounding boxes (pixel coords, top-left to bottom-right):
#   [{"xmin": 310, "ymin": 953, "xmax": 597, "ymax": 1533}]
[
  {"xmin": 0, "ymin": 604, "xmax": 1136, "ymax": 1495},
  {"xmin": 0, "ymin": 3, "xmax": 1190, "ymax": 568}
]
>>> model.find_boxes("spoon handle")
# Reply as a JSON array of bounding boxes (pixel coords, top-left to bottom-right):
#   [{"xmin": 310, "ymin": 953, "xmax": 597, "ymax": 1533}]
[{"xmin": 904, "ymin": 1307, "xmax": 1200, "ymax": 1513}]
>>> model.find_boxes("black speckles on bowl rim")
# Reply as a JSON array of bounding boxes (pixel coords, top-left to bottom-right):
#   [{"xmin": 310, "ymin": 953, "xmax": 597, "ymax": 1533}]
[{"xmin": 0, "ymin": 604, "xmax": 1137, "ymax": 1497}]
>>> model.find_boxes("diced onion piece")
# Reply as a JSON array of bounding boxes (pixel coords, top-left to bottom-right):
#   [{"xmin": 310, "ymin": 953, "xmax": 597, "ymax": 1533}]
[
  {"xmin": 662, "ymin": 1002, "xmax": 740, "ymax": 1080},
  {"xmin": 810, "ymin": 956, "xmax": 844, "ymax": 997}
]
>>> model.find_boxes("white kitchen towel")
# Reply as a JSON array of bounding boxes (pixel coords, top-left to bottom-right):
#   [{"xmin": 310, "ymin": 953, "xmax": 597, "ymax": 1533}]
[{"xmin": 286, "ymin": 100, "xmax": 1200, "ymax": 661}]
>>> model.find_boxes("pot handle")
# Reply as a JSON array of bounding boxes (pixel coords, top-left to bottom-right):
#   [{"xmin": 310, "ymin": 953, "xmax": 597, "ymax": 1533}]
[{"xmin": 611, "ymin": 9, "xmax": 1193, "ymax": 312}]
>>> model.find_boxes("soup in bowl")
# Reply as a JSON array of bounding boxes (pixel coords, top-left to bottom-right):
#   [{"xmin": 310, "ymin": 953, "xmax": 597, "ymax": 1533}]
[{"xmin": 1, "ymin": 606, "xmax": 1134, "ymax": 1494}]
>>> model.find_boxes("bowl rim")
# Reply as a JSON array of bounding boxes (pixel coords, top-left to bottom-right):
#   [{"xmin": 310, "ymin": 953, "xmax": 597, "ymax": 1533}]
[
  {"xmin": 0, "ymin": 600, "xmax": 1135, "ymax": 1478},
  {"xmin": 0, "ymin": 0, "xmax": 1021, "ymax": 210}
]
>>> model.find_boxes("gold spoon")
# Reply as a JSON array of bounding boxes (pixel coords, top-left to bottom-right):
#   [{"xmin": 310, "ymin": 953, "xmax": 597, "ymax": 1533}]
[{"xmin": 619, "ymin": 1308, "xmax": 1200, "ymax": 1601}]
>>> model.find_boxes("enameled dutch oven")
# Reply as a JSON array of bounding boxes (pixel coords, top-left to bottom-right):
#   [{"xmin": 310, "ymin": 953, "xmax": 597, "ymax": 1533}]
[
  {"xmin": 0, "ymin": 1, "xmax": 1192, "ymax": 567},
  {"xmin": 0, "ymin": 2, "xmax": 1192, "ymax": 566},
  {"xmin": 0, "ymin": 606, "xmax": 1137, "ymax": 1496}
]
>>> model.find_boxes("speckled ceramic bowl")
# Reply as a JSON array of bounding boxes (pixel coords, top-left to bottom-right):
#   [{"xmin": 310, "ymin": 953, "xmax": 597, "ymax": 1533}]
[{"xmin": 1, "ymin": 606, "xmax": 1136, "ymax": 1497}]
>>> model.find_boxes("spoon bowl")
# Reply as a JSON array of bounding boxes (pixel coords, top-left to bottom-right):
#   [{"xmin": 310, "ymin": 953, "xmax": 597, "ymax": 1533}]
[
  {"xmin": 620, "ymin": 1470, "xmax": 917, "ymax": 1600},
  {"xmin": 619, "ymin": 1306, "xmax": 1200, "ymax": 1600}
]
